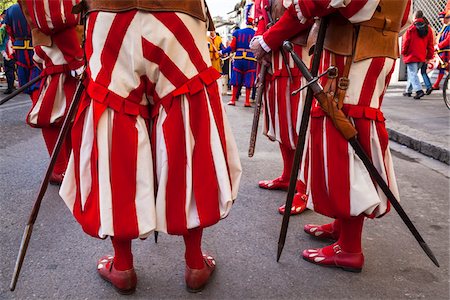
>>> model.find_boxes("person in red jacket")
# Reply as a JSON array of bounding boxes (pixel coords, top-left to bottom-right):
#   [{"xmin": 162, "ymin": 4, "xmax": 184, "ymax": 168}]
[{"xmin": 401, "ymin": 11, "xmax": 435, "ymax": 99}]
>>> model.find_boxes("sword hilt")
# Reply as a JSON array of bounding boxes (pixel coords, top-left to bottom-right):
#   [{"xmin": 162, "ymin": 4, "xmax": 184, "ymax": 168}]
[{"xmin": 292, "ymin": 66, "xmax": 337, "ymax": 95}]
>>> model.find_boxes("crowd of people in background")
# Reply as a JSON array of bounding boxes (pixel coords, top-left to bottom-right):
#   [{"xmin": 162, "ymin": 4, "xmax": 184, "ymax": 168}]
[
  {"xmin": 0, "ymin": 9, "xmax": 16, "ymax": 94},
  {"xmin": 402, "ymin": 9, "xmax": 450, "ymax": 99}
]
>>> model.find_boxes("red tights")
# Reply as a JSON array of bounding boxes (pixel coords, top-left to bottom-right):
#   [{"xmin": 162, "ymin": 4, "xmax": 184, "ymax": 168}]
[
  {"xmin": 41, "ymin": 127, "xmax": 71, "ymax": 175},
  {"xmin": 110, "ymin": 228, "xmax": 205, "ymax": 271}
]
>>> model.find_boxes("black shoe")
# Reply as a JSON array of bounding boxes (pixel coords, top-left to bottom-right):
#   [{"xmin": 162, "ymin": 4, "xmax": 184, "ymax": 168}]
[
  {"xmin": 425, "ymin": 88, "xmax": 433, "ymax": 95},
  {"xmin": 3, "ymin": 88, "xmax": 15, "ymax": 95},
  {"xmin": 413, "ymin": 90, "xmax": 425, "ymax": 99},
  {"xmin": 402, "ymin": 92, "xmax": 412, "ymax": 97}
]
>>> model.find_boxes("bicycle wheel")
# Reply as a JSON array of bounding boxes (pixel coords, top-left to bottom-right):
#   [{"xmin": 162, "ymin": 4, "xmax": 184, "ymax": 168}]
[{"xmin": 443, "ymin": 74, "xmax": 450, "ymax": 110}]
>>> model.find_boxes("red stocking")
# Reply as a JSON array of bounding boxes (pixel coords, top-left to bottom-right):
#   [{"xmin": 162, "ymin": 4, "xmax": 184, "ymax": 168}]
[
  {"xmin": 279, "ymin": 144, "xmax": 294, "ymax": 182},
  {"xmin": 183, "ymin": 227, "xmax": 204, "ymax": 270},
  {"xmin": 229, "ymin": 86, "xmax": 238, "ymax": 104},
  {"xmin": 41, "ymin": 127, "xmax": 70, "ymax": 175},
  {"xmin": 111, "ymin": 238, "xmax": 133, "ymax": 271},
  {"xmin": 244, "ymin": 88, "xmax": 251, "ymax": 106},
  {"xmin": 337, "ymin": 215, "xmax": 364, "ymax": 253}
]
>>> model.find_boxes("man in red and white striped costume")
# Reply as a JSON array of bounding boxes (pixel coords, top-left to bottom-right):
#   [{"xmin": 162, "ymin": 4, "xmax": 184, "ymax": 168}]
[
  {"xmin": 253, "ymin": 0, "xmax": 411, "ymax": 271},
  {"xmin": 28, "ymin": 0, "xmax": 242, "ymax": 294},
  {"xmin": 20, "ymin": 0, "xmax": 84, "ymax": 185},
  {"xmin": 253, "ymin": 0, "xmax": 312, "ymax": 216}
]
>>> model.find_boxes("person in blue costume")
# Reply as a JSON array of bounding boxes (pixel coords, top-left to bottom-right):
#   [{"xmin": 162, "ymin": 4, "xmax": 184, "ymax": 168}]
[
  {"xmin": 221, "ymin": 1, "xmax": 256, "ymax": 107},
  {"xmin": 3, "ymin": 3, "xmax": 40, "ymax": 97}
]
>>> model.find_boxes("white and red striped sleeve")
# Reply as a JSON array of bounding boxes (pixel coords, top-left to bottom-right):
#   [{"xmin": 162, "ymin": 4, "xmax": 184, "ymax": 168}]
[
  {"xmin": 22, "ymin": 0, "xmax": 81, "ymax": 35},
  {"xmin": 293, "ymin": 0, "xmax": 380, "ymax": 24}
]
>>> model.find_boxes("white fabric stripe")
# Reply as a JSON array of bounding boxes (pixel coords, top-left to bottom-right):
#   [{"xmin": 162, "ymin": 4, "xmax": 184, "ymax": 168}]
[
  {"xmin": 154, "ymin": 72, "xmax": 176, "ymax": 103},
  {"xmin": 89, "ymin": 13, "xmax": 115, "ymax": 81},
  {"xmin": 369, "ymin": 121, "xmax": 389, "ymax": 215},
  {"xmin": 155, "ymin": 108, "xmax": 168, "ymax": 233},
  {"xmin": 33, "ymin": 1, "xmax": 42, "ymax": 30},
  {"xmin": 177, "ymin": 13, "xmax": 211, "ymax": 69},
  {"xmin": 60, "ymin": 151, "xmax": 76, "ymax": 213},
  {"xmin": 108, "ymin": 13, "xmax": 142, "ymax": 99},
  {"xmin": 134, "ymin": 115, "xmax": 156, "ymax": 237},
  {"xmin": 182, "ymin": 96, "xmax": 199, "ymax": 229},
  {"xmin": 322, "ymin": 118, "xmax": 329, "ymax": 192},
  {"xmin": 347, "ymin": 0, "xmax": 380, "ymax": 23},
  {"xmin": 285, "ymin": 80, "xmax": 295, "ymax": 149},
  {"xmin": 329, "ymin": 0, "xmax": 351, "ymax": 9},
  {"xmin": 346, "ymin": 58, "xmax": 371, "ymax": 105},
  {"xmin": 60, "ymin": 0, "xmax": 66, "ymax": 24},
  {"xmin": 349, "ymin": 138, "xmax": 380, "ymax": 217},
  {"xmin": 50, "ymin": 74, "xmax": 68, "ymax": 124},
  {"xmin": 43, "ymin": 0, "xmax": 54, "ymax": 30},
  {"xmin": 28, "ymin": 76, "xmax": 50, "ymax": 125},
  {"xmin": 221, "ymin": 104, "xmax": 242, "ymax": 200},
  {"xmin": 205, "ymin": 88, "xmax": 233, "ymax": 220},
  {"xmin": 79, "ymin": 104, "xmax": 94, "ymax": 211},
  {"xmin": 141, "ymin": 13, "xmax": 197, "ymax": 82},
  {"xmin": 97, "ymin": 108, "xmax": 114, "ymax": 238},
  {"xmin": 274, "ymin": 81, "xmax": 281, "ymax": 141}
]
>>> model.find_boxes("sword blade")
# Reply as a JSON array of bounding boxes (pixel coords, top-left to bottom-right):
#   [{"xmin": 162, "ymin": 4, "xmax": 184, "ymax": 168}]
[
  {"xmin": 349, "ymin": 138, "xmax": 440, "ymax": 267},
  {"xmin": 277, "ymin": 18, "xmax": 329, "ymax": 262}
]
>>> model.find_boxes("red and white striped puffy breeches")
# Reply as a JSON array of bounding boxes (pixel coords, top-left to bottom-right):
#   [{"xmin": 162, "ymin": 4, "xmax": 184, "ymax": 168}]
[
  {"xmin": 60, "ymin": 11, "xmax": 242, "ymax": 239},
  {"xmin": 302, "ymin": 52, "xmax": 400, "ymax": 219},
  {"xmin": 263, "ymin": 44, "xmax": 310, "ymax": 150},
  {"xmin": 28, "ymin": 40, "xmax": 79, "ymax": 127}
]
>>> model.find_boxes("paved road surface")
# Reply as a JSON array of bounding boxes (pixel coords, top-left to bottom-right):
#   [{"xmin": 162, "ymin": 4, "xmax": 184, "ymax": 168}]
[{"xmin": 0, "ymin": 92, "xmax": 448, "ymax": 299}]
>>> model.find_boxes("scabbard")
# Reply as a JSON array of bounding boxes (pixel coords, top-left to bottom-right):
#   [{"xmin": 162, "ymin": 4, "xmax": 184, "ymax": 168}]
[{"xmin": 248, "ymin": 63, "xmax": 268, "ymax": 157}]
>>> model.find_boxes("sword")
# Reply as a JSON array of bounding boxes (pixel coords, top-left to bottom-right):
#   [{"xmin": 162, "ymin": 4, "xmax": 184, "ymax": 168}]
[
  {"xmin": 283, "ymin": 41, "xmax": 440, "ymax": 268},
  {"xmin": 248, "ymin": 63, "xmax": 268, "ymax": 157},
  {"xmin": 10, "ymin": 79, "xmax": 85, "ymax": 291},
  {"xmin": 0, "ymin": 75, "xmax": 43, "ymax": 106},
  {"xmin": 277, "ymin": 17, "xmax": 328, "ymax": 262}
]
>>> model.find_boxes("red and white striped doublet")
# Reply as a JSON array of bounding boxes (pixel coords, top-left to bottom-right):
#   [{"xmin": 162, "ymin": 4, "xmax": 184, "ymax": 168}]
[
  {"xmin": 60, "ymin": 10, "xmax": 242, "ymax": 239},
  {"xmin": 263, "ymin": 44, "xmax": 310, "ymax": 150}
]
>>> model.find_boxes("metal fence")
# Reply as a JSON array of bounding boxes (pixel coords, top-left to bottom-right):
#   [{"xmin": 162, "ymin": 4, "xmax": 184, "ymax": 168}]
[{"xmin": 413, "ymin": 0, "xmax": 447, "ymax": 32}]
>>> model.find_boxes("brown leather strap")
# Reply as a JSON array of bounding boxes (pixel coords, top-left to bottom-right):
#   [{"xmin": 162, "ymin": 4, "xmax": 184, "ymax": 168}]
[
  {"xmin": 86, "ymin": 0, "xmax": 207, "ymax": 22},
  {"xmin": 335, "ymin": 55, "xmax": 352, "ymax": 109},
  {"xmin": 358, "ymin": 16, "xmax": 401, "ymax": 33}
]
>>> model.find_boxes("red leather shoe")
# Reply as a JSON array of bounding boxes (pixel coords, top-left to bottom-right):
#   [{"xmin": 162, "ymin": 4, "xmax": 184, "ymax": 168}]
[
  {"xmin": 304, "ymin": 223, "xmax": 339, "ymax": 241},
  {"xmin": 97, "ymin": 255, "xmax": 137, "ymax": 295},
  {"xmin": 244, "ymin": 103, "xmax": 252, "ymax": 107},
  {"xmin": 302, "ymin": 243, "xmax": 364, "ymax": 272},
  {"xmin": 49, "ymin": 172, "xmax": 64, "ymax": 186},
  {"xmin": 278, "ymin": 193, "xmax": 308, "ymax": 215},
  {"xmin": 227, "ymin": 101, "xmax": 236, "ymax": 106},
  {"xmin": 185, "ymin": 254, "xmax": 216, "ymax": 293},
  {"xmin": 258, "ymin": 177, "xmax": 289, "ymax": 191}
]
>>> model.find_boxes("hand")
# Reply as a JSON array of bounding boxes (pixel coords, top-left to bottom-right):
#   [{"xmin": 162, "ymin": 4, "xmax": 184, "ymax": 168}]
[
  {"xmin": 250, "ymin": 36, "xmax": 270, "ymax": 61},
  {"xmin": 218, "ymin": 50, "xmax": 223, "ymax": 56}
]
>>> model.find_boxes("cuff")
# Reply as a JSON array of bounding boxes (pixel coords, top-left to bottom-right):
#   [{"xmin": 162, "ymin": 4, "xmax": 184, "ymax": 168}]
[{"xmin": 259, "ymin": 37, "xmax": 271, "ymax": 52}]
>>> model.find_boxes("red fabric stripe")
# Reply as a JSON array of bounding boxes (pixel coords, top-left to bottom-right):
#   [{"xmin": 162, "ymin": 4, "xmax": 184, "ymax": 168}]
[
  {"xmin": 358, "ymin": 58, "xmax": 386, "ymax": 107},
  {"xmin": 141, "ymin": 39, "xmax": 188, "ymax": 88},
  {"xmin": 206, "ymin": 81, "xmax": 227, "ymax": 158},
  {"xmin": 34, "ymin": 0, "xmax": 51, "ymax": 34},
  {"xmin": 339, "ymin": 0, "xmax": 369, "ymax": 20},
  {"xmin": 325, "ymin": 118, "xmax": 351, "ymax": 218},
  {"xmin": 163, "ymin": 97, "xmax": 188, "ymax": 234},
  {"xmin": 379, "ymin": 61, "xmax": 396, "ymax": 108},
  {"xmin": 110, "ymin": 112, "xmax": 139, "ymax": 239},
  {"xmin": 48, "ymin": 0, "xmax": 64, "ymax": 31},
  {"xmin": 277, "ymin": 76, "xmax": 290, "ymax": 146},
  {"xmin": 310, "ymin": 117, "xmax": 331, "ymax": 216},
  {"xmin": 153, "ymin": 13, "xmax": 208, "ymax": 72},
  {"xmin": 188, "ymin": 91, "xmax": 220, "ymax": 228},
  {"xmin": 95, "ymin": 10, "xmax": 137, "ymax": 87},
  {"xmin": 72, "ymin": 97, "xmax": 102, "ymax": 237}
]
